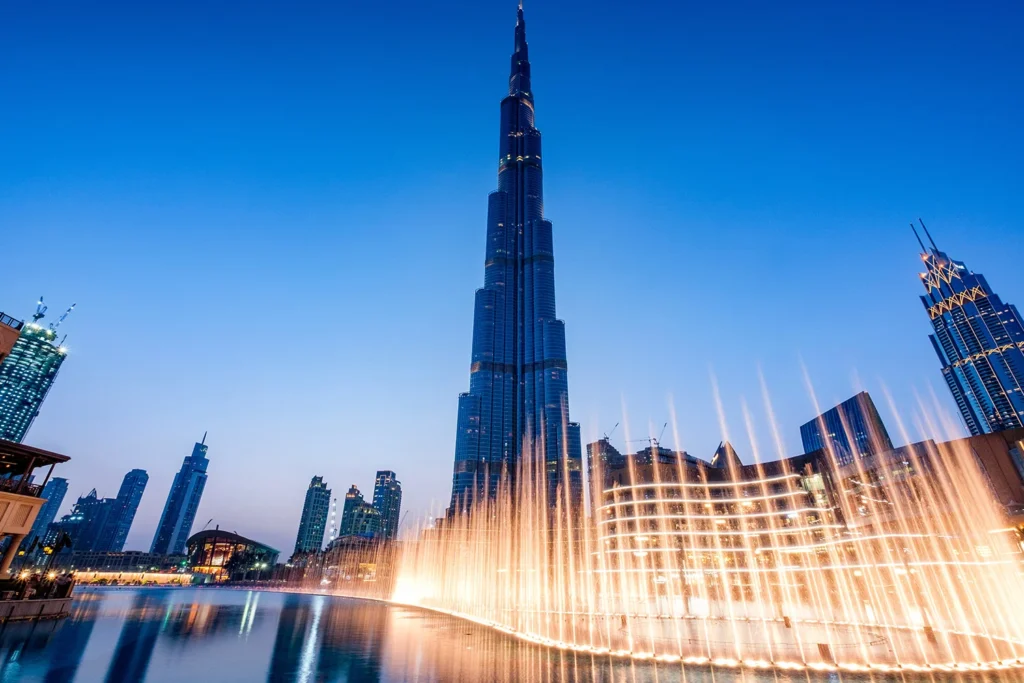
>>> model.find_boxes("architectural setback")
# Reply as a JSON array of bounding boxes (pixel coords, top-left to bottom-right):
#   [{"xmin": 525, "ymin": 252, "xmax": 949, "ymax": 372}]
[{"xmin": 449, "ymin": 5, "xmax": 582, "ymax": 514}]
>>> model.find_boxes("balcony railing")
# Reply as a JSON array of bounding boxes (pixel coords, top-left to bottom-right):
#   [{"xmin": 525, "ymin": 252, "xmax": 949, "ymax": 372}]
[{"xmin": 0, "ymin": 478, "xmax": 42, "ymax": 498}]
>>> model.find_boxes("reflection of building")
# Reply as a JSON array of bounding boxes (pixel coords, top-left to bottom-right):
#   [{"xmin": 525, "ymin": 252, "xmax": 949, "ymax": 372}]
[
  {"xmin": 448, "ymin": 5, "xmax": 583, "ymax": 514},
  {"xmin": 372, "ymin": 470, "xmax": 402, "ymax": 540},
  {"xmin": 105, "ymin": 590, "xmax": 172, "ymax": 682},
  {"xmin": 151, "ymin": 435, "xmax": 210, "ymax": 555},
  {"xmin": 20, "ymin": 475, "xmax": 67, "ymax": 550},
  {"xmin": 800, "ymin": 391, "xmax": 894, "ymax": 465},
  {"xmin": 0, "ymin": 312, "xmax": 68, "ymax": 443},
  {"xmin": 186, "ymin": 528, "xmax": 279, "ymax": 582},
  {"xmin": 294, "ymin": 475, "xmax": 331, "ymax": 554},
  {"xmin": 0, "ymin": 439, "xmax": 70, "ymax": 576},
  {"xmin": 50, "ymin": 469, "xmax": 148, "ymax": 553},
  {"xmin": 914, "ymin": 223, "xmax": 1024, "ymax": 435}
]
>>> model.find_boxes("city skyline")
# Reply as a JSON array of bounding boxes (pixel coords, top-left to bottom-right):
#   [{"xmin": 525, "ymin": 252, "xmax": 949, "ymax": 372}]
[{"xmin": 2, "ymin": 0, "xmax": 1021, "ymax": 553}]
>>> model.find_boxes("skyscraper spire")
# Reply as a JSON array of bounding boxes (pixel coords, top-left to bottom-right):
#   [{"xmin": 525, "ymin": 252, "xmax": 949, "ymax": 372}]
[{"xmin": 510, "ymin": 4, "xmax": 531, "ymax": 98}]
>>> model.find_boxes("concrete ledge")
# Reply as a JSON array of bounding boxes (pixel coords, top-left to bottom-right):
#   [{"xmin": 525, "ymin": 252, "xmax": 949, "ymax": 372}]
[{"xmin": 0, "ymin": 597, "xmax": 72, "ymax": 622}]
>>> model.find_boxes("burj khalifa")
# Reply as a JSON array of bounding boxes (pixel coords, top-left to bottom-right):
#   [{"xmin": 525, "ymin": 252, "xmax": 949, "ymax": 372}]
[{"xmin": 449, "ymin": 5, "xmax": 582, "ymax": 513}]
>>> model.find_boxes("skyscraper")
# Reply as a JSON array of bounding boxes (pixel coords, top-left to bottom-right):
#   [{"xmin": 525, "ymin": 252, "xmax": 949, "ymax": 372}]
[
  {"xmin": 103, "ymin": 468, "xmax": 149, "ymax": 552},
  {"xmin": 293, "ymin": 475, "xmax": 331, "ymax": 554},
  {"xmin": 339, "ymin": 485, "xmax": 364, "ymax": 537},
  {"xmin": 50, "ymin": 469, "xmax": 148, "ymax": 552},
  {"xmin": 800, "ymin": 392, "xmax": 894, "ymax": 466},
  {"xmin": 21, "ymin": 476, "xmax": 68, "ymax": 550},
  {"xmin": 0, "ymin": 304, "xmax": 69, "ymax": 443},
  {"xmin": 915, "ymin": 221, "xmax": 1024, "ymax": 435},
  {"xmin": 150, "ymin": 435, "xmax": 210, "ymax": 555},
  {"xmin": 371, "ymin": 470, "xmax": 402, "ymax": 540},
  {"xmin": 449, "ymin": 5, "xmax": 583, "ymax": 513}
]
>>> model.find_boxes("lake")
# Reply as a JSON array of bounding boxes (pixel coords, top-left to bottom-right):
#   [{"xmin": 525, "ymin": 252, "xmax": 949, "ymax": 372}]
[{"xmin": 0, "ymin": 588, "xmax": 1013, "ymax": 682}]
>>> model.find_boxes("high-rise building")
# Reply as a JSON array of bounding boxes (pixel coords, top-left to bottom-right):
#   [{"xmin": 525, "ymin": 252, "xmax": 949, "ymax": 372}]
[
  {"xmin": 914, "ymin": 222, "xmax": 1024, "ymax": 435},
  {"xmin": 449, "ymin": 5, "xmax": 583, "ymax": 513},
  {"xmin": 339, "ymin": 485, "xmax": 364, "ymax": 537},
  {"xmin": 50, "ymin": 469, "xmax": 147, "ymax": 553},
  {"xmin": 338, "ymin": 483, "xmax": 385, "ymax": 539},
  {"xmin": 0, "ymin": 305, "xmax": 69, "ymax": 443},
  {"xmin": 293, "ymin": 475, "xmax": 331, "ymax": 554},
  {"xmin": 150, "ymin": 435, "xmax": 210, "ymax": 555},
  {"xmin": 103, "ymin": 468, "xmax": 148, "ymax": 552},
  {"xmin": 21, "ymin": 476, "xmax": 68, "ymax": 549},
  {"xmin": 371, "ymin": 470, "xmax": 402, "ymax": 540},
  {"xmin": 800, "ymin": 391, "xmax": 894, "ymax": 466}
]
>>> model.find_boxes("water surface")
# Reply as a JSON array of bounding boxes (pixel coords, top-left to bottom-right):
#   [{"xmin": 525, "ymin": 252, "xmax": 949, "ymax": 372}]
[{"xmin": 0, "ymin": 588, "xmax": 1013, "ymax": 682}]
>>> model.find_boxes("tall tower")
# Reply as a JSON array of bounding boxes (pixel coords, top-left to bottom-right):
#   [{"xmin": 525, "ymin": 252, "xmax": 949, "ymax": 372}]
[
  {"xmin": 293, "ymin": 475, "xmax": 331, "ymax": 554},
  {"xmin": 915, "ymin": 221, "xmax": 1024, "ymax": 435},
  {"xmin": 105, "ymin": 468, "xmax": 148, "ymax": 552},
  {"xmin": 0, "ymin": 304, "xmax": 69, "ymax": 443},
  {"xmin": 150, "ymin": 435, "xmax": 210, "ymax": 555},
  {"xmin": 371, "ymin": 470, "xmax": 402, "ymax": 540},
  {"xmin": 449, "ymin": 5, "xmax": 583, "ymax": 513}
]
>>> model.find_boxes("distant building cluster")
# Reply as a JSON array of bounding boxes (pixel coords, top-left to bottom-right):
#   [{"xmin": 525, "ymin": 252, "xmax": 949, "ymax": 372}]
[{"xmin": 290, "ymin": 470, "xmax": 402, "ymax": 562}]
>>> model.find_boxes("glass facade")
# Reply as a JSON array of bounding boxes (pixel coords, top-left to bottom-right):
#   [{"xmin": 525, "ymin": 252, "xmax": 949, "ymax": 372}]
[
  {"xmin": 50, "ymin": 469, "xmax": 148, "ymax": 553},
  {"xmin": 917, "ymin": 227, "xmax": 1024, "ymax": 435},
  {"xmin": 0, "ymin": 321, "xmax": 67, "ymax": 443},
  {"xmin": 294, "ymin": 475, "xmax": 331, "ymax": 554},
  {"xmin": 450, "ymin": 6, "xmax": 583, "ymax": 513},
  {"xmin": 21, "ymin": 476, "xmax": 68, "ymax": 550},
  {"xmin": 150, "ymin": 438, "xmax": 210, "ymax": 555},
  {"xmin": 338, "ymin": 484, "xmax": 384, "ymax": 539},
  {"xmin": 799, "ymin": 391, "xmax": 894, "ymax": 466},
  {"xmin": 371, "ymin": 470, "xmax": 402, "ymax": 540}
]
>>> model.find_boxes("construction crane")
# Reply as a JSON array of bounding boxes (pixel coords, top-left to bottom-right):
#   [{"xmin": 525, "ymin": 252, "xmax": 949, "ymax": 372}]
[
  {"xmin": 627, "ymin": 423, "xmax": 669, "ymax": 448},
  {"xmin": 32, "ymin": 296, "xmax": 47, "ymax": 323},
  {"xmin": 601, "ymin": 422, "xmax": 619, "ymax": 442},
  {"xmin": 49, "ymin": 303, "xmax": 76, "ymax": 331}
]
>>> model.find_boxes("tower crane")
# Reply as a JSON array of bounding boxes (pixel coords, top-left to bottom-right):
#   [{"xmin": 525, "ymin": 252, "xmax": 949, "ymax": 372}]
[
  {"xmin": 49, "ymin": 303, "xmax": 76, "ymax": 331},
  {"xmin": 32, "ymin": 296, "xmax": 47, "ymax": 323}
]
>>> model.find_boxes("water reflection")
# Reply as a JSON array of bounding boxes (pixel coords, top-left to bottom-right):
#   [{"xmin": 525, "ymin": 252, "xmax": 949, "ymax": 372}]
[{"xmin": 0, "ymin": 588, "xmax": 1018, "ymax": 682}]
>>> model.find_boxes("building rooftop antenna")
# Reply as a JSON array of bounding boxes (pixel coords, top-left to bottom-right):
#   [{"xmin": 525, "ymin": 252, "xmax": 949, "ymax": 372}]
[
  {"xmin": 201, "ymin": 431, "xmax": 207, "ymax": 445},
  {"xmin": 911, "ymin": 223, "xmax": 928, "ymax": 254},
  {"xmin": 32, "ymin": 296, "xmax": 47, "ymax": 323},
  {"xmin": 918, "ymin": 218, "xmax": 939, "ymax": 251},
  {"xmin": 49, "ymin": 303, "xmax": 76, "ymax": 331}
]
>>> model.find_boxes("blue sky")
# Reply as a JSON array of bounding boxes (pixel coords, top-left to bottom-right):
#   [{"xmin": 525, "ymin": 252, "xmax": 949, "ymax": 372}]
[{"xmin": 2, "ymin": 0, "xmax": 1021, "ymax": 553}]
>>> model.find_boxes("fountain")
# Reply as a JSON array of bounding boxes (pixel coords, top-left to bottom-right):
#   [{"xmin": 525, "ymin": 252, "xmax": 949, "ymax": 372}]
[{"xmin": 387, "ymin": 388, "xmax": 1024, "ymax": 676}]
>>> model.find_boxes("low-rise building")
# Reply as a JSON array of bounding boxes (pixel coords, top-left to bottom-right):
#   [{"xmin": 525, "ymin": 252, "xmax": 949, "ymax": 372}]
[{"xmin": 186, "ymin": 528, "xmax": 279, "ymax": 583}]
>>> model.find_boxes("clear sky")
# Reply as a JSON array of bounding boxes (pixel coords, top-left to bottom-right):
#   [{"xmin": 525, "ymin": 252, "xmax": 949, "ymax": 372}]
[{"xmin": 2, "ymin": 0, "xmax": 1021, "ymax": 554}]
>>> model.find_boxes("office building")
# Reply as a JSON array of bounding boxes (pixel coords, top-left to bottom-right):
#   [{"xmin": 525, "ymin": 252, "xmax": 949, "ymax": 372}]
[
  {"xmin": 0, "ymin": 304, "xmax": 70, "ymax": 443},
  {"xmin": 104, "ymin": 468, "xmax": 148, "ymax": 552},
  {"xmin": 338, "ymin": 484, "xmax": 385, "ymax": 539},
  {"xmin": 914, "ymin": 222, "xmax": 1024, "ymax": 435},
  {"xmin": 800, "ymin": 391, "xmax": 894, "ymax": 466},
  {"xmin": 449, "ymin": 5, "xmax": 583, "ymax": 513},
  {"xmin": 293, "ymin": 475, "xmax": 331, "ymax": 554},
  {"xmin": 49, "ymin": 469, "xmax": 147, "ymax": 553},
  {"xmin": 21, "ymin": 476, "xmax": 68, "ymax": 549},
  {"xmin": 151, "ymin": 435, "xmax": 210, "ymax": 555},
  {"xmin": 371, "ymin": 470, "xmax": 402, "ymax": 540}
]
